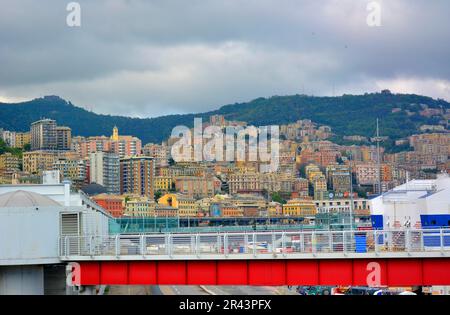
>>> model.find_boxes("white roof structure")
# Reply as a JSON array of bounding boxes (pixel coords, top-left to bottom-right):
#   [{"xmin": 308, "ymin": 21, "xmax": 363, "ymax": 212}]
[
  {"xmin": 369, "ymin": 173, "xmax": 450, "ymax": 229},
  {"xmin": 0, "ymin": 190, "xmax": 60, "ymax": 208}
]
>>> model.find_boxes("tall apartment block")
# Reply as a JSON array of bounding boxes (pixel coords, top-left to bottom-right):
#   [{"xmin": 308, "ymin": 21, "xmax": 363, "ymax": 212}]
[
  {"xmin": 30, "ymin": 119, "xmax": 71, "ymax": 151},
  {"xmin": 120, "ymin": 156, "xmax": 155, "ymax": 199},
  {"xmin": 89, "ymin": 152, "xmax": 120, "ymax": 194},
  {"xmin": 31, "ymin": 119, "xmax": 57, "ymax": 150},
  {"xmin": 55, "ymin": 126, "xmax": 71, "ymax": 150}
]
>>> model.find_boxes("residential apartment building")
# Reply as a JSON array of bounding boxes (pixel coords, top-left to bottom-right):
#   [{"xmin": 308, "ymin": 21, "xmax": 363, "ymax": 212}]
[
  {"xmin": 92, "ymin": 194, "xmax": 125, "ymax": 218},
  {"xmin": 154, "ymin": 176, "xmax": 174, "ymax": 192},
  {"xmin": 23, "ymin": 150, "xmax": 58, "ymax": 174},
  {"xmin": 0, "ymin": 153, "xmax": 20, "ymax": 183},
  {"xmin": 282, "ymin": 199, "xmax": 317, "ymax": 217},
  {"xmin": 14, "ymin": 132, "xmax": 31, "ymax": 149},
  {"xmin": 120, "ymin": 156, "xmax": 155, "ymax": 198},
  {"xmin": 143, "ymin": 143, "xmax": 169, "ymax": 167},
  {"xmin": 124, "ymin": 196, "xmax": 156, "ymax": 217},
  {"xmin": 175, "ymin": 175, "xmax": 220, "ymax": 198},
  {"xmin": 157, "ymin": 193, "xmax": 197, "ymax": 217},
  {"xmin": 73, "ymin": 127, "xmax": 142, "ymax": 159},
  {"xmin": 89, "ymin": 152, "xmax": 120, "ymax": 194},
  {"xmin": 55, "ymin": 126, "xmax": 72, "ymax": 150},
  {"xmin": 221, "ymin": 204, "xmax": 243, "ymax": 217},
  {"xmin": 31, "ymin": 119, "xmax": 57, "ymax": 150},
  {"xmin": 228, "ymin": 172, "xmax": 260, "ymax": 194},
  {"xmin": 53, "ymin": 158, "xmax": 86, "ymax": 182},
  {"xmin": 111, "ymin": 126, "xmax": 142, "ymax": 158},
  {"xmin": 30, "ymin": 119, "xmax": 72, "ymax": 151},
  {"xmin": 326, "ymin": 164, "xmax": 351, "ymax": 193}
]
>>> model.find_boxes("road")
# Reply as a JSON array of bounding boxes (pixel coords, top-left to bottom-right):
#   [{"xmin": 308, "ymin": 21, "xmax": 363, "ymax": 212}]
[
  {"xmin": 107, "ymin": 285, "xmax": 297, "ymax": 295},
  {"xmin": 108, "ymin": 285, "xmax": 151, "ymax": 295},
  {"xmin": 202, "ymin": 286, "xmax": 297, "ymax": 295},
  {"xmin": 157, "ymin": 285, "xmax": 297, "ymax": 295}
]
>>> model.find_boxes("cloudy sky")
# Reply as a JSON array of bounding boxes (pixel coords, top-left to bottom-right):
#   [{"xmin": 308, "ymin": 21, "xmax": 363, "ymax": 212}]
[{"xmin": 0, "ymin": 0, "xmax": 449, "ymax": 117}]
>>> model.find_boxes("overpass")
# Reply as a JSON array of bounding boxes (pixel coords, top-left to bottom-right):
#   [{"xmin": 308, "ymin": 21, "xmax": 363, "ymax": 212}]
[{"xmin": 62, "ymin": 228, "xmax": 450, "ymax": 287}]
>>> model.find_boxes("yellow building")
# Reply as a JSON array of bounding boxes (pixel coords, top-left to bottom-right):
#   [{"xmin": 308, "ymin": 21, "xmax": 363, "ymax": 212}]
[
  {"xmin": 177, "ymin": 197, "xmax": 198, "ymax": 217},
  {"xmin": 158, "ymin": 193, "xmax": 198, "ymax": 217},
  {"xmin": 312, "ymin": 175, "xmax": 327, "ymax": 191},
  {"xmin": 305, "ymin": 164, "xmax": 322, "ymax": 181},
  {"xmin": 282, "ymin": 199, "xmax": 317, "ymax": 217},
  {"xmin": 154, "ymin": 176, "xmax": 173, "ymax": 192},
  {"xmin": 23, "ymin": 151, "xmax": 58, "ymax": 174},
  {"xmin": 0, "ymin": 153, "xmax": 20, "ymax": 184},
  {"xmin": 267, "ymin": 202, "xmax": 283, "ymax": 217},
  {"xmin": 125, "ymin": 196, "xmax": 156, "ymax": 217},
  {"xmin": 14, "ymin": 132, "xmax": 31, "ymax": 149}
]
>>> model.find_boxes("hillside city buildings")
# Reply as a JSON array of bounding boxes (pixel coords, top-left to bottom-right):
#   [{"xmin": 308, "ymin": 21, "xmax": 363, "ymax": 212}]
[{"xmin": 0, "ymin": 115, "xmax": 448, "ymax": 225}]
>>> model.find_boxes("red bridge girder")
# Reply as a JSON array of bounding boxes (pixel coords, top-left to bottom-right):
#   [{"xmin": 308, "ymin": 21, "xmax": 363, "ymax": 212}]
[{"xmin": 72, "ymin": 258, "xmax": 450, "ymax": 286}]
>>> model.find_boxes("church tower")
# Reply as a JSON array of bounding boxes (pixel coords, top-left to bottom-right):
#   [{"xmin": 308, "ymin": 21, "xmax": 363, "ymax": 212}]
[{"xmin": 111, "ymin": 126, "xmax": 119, "ymax": 141}]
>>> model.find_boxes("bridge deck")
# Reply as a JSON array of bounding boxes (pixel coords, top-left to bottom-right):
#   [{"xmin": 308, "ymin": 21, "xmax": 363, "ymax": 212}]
[
  {"xmin": 63, "ymin": 229, "xmax": 450, "ymax": 286},
  {"xmin": 61, "ymin": 228, "xmax": 450, "ymax": 261}
]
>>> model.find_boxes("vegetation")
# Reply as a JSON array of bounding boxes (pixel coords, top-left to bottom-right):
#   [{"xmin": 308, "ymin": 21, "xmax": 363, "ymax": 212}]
[
  {"xmin": 0, "ymin": 93, "xmax": 448, "ymax": 146},
  {"xmin": 271, "ymin": 192, "xmax": 286, "ymax": 204},
  {"xmin": 0, "ymin": 139, "xmax": 23, "ymax": 157},
  {"xmin": 154, "ymin": 190, "xmax": 163, "ymax": 202}
]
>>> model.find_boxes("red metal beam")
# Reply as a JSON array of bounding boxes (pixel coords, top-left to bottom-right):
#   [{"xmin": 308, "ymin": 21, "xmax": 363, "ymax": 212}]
[{"xmin": 72, "ymin": 258, "xmax": 450, "ymax": 286}]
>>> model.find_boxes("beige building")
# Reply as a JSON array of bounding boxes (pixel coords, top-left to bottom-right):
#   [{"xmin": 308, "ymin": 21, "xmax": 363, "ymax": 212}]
[
  {"xmin": 124, "ymin": 196, "xmax": 156, "ymax": 217},
  {"xmin": 228, "ymin": 172, "xmax": 260, "ymax": 194},
  {"xmin": 23, "ymin": 151, "xmax": 58, "ymax": 174},
  {"xmin": 55, "ymin": 126, "xmax": 72, "ymax": 150},
  {"xmin": 14, "ymin": 132, "xmax": 31, "ymax": 149},
  {"xmin": 175, "ymin": 175, "xmax": 220, "ymax": 198},
  {"xmin": 0, "ymin": 153, "xmax": 20, "ymax": 184},
  {"xmin": 53, "ymin": 158, "xmax": 86, "ymax": 182}
]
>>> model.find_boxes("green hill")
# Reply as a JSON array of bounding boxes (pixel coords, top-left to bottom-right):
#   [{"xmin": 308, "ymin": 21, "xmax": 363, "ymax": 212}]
[{"xmin": 0, "ymin": 92, "xmax": 448, "ymax": 145}]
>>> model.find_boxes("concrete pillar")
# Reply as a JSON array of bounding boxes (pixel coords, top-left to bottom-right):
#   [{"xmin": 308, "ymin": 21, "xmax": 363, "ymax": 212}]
[{"xmin": 0, "ymin": 265, "xmax": 44, "ymax": 295}]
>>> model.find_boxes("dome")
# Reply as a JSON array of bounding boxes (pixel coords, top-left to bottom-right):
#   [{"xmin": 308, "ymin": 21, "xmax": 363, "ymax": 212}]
[{"xmin": 0, "ymin": 190, "xmax": 60, "ymax": 208}]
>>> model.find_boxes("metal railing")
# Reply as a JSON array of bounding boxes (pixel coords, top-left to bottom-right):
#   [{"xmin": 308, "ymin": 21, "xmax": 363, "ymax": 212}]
[{"xmin": 60, "ymin": 228, "xmax": 450, "ymax": 259}]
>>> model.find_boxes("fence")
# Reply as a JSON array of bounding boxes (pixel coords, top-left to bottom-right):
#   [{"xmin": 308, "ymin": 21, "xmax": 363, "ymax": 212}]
[{"xmin": 60, "ymin": 228, "xmax": 450, "ymax": 258}]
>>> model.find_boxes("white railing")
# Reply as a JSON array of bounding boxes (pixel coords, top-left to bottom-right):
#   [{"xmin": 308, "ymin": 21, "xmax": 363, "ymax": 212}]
[{"xmin": 60, "ymin": 228, "xmax": 450, "ymax": 258}]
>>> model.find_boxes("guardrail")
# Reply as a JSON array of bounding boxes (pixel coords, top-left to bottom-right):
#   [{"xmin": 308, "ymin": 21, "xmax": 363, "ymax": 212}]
[{"xmin": 60, "ymin": 228, "xmax": 450, "ymax": 259}]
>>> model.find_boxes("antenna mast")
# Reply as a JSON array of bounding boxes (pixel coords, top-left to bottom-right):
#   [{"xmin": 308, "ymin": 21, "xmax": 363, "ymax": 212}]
[{"xmin": 375, "ymin": 118, "xmax": 382, "ymax": 195}]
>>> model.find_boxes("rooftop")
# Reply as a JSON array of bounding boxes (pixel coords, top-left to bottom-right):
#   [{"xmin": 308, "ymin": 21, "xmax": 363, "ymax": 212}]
[{"xmin": 0, "ymin": 190, "xmax": 60, "ymax": 208}]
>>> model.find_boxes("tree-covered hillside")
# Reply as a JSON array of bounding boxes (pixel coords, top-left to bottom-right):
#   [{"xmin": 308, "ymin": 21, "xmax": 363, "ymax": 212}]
[{"xmin": 0, "ymin": 92, "xmax": 448, "ymax": 145}]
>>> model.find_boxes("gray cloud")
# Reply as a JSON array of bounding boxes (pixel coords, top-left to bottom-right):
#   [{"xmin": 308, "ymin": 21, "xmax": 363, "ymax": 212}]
[{"xmin": 0, "ymin": 0, "xmax": 449, "ymax": 117}]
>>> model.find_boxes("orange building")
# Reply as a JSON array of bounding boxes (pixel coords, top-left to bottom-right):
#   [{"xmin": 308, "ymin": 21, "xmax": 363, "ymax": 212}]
[
  {"xmin": 221, "ymin": 204, "xmax": 243, "ymax": 217},
  {"xmin": 92, "ymin": 194, "xmax": 125, "ymax": 217}
]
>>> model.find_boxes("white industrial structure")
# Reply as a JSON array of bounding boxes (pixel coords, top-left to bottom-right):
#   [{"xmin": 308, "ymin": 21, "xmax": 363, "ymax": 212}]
[
  {"xmin": 0, "ymin": 171, "xmax": 111, "ymax": 294},
  {"xmin": 369, "ymin": 173, "xmax": 450, "ymax": 230}
]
